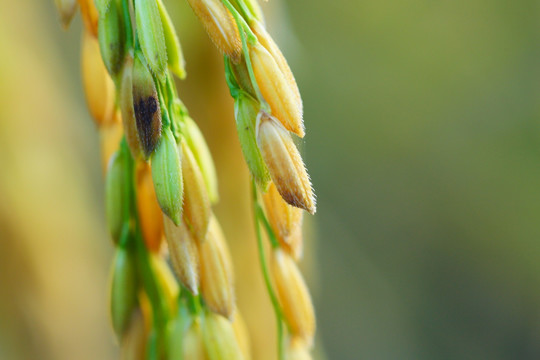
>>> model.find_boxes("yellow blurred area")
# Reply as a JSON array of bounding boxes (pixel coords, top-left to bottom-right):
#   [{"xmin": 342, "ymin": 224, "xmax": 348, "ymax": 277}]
[{"xmin": 0, "ymin": 1, "xmax": 114, "ymax": 358}]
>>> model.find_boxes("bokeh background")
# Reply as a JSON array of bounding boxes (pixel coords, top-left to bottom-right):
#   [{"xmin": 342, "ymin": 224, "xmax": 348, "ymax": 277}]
[{"xmin": 1, "ymin": 0, "xmax": 540, "ymax": 359}]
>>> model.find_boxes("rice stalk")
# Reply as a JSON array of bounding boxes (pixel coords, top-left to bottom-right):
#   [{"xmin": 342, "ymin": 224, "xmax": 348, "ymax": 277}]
[{"xmin": 56, "ymin": 0, "xmax": 319, "ymax": 358}]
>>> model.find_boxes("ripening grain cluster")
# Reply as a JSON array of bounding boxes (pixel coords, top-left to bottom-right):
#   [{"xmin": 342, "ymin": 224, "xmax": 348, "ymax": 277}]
[{"xmin": 55, "ymin": 0, "xmax": 318, "ymax": 358}]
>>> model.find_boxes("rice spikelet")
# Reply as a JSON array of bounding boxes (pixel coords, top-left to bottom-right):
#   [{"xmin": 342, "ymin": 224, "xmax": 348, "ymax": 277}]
[
  {"xmin": 99, "ymin": 111, "xmax": 123, "ymax": 173},
  {"xmin": 136, "ymin": 161, "xmax": 164, "ymax": 252},
  {"xmin": 285, "ymin": 337, "xmax": 312, "ymax": 360},
  {"xmin": 120, "ymin": 309, "xmax": 147, "ymax": 360},
  {"xmin": 163, "ymin": 215, "xmax": 200, "ymax": 295},
  {"xmin": 199, "ymin": 217, "xmax": 235, "ymax": 318},
  {"xmin": 251, "ymin": 20, "xmax": 302, "ymax": 108},
  {"xmin": 271, "ymin": 248, "xmax": 315, "ymax": 346},
  {"xmin": 81, "ymin": 29, "xmax": 115, "ymax": 126},
  {"xmin": 262, "ymin": 182, "xmax": 304, "ymax": 259},
  {"xmin": 78, "ymin": 0, "xmax": 99, "ymax": 36},
  {"xmin": 256, "ymin": 112, "xmax": 315, "ymax": 213},
  {"xmin": 186, "ymin": 0, "xmax": 242, "ymax": 62},
  {"xmin": 55, "ymin": 0, "xmax": 78, "ymax": 29},
  {"xmin": 250, "ymin": 42, "xmax": 304, "ymax": 137},
  {"xmin": 202, "ymin": 312, "xmax": 245, "ymax": 360},
  {"xmin": 181, "ymin": 140, "xmax": 212, "ymax": 243}
]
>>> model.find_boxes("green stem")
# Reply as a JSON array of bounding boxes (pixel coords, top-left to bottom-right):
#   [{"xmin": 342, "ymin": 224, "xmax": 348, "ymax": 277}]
[
  {"xmin": 256, "ymin": 206, "xmax": 279, "ymax": 248},
  {"xmin": 118, "ymin": 221, "xmax": 132, "ymax": 249},
  {"xmin": 166, "ymin": 72, "xmax": 179, "ymax": 99},
  {"xmin": 156, "ymin": 82, "xmax": 171, "ymax": 129},
  {"xmin": 221, "ymin": 0, "xmax": 256, "ymax": 40},
  {"xmin": 228, "ymin": 0, "xmax": 253, "ymax": 23},
  {"xmin": 224, "ymin": 56, "xmax": 240, "ymax": 99},
  {"xmin": 164, "ymin": 74, "xmax": 182, "ymax": 137},
  {"xmin": 121, "ymin": 0, "xmax": 134, "ymax": 50},
  {"xmin": 251, "ymin": 180, "xmax": 284, "ymax": 360},
  {"xmin": 221, "ymin": 0, "xmax": 270, "ymax": 112},
  {"xmin": 187, "ymin": 293, "xmax": 203, "ymax": 316},
  {"xmin": 231, "ymin": 0, "xmax": 255, "ymax": 24}
]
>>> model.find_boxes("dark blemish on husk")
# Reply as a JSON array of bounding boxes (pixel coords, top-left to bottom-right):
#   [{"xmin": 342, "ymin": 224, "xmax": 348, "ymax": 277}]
[
  {"xmin": 280, "ymin": 189, "xmax": 302, "ymax": 210},
  {"xmin": 278, "ymin": 186, "xmax": 314, "ymax": 214},
  {"xmin": 134, "ymin": 95, "xmax": 161, "ymax": 157}
]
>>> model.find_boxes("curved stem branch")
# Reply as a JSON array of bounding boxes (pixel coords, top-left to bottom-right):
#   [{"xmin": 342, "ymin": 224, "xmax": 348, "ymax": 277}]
[
  {"xmin": 252, "ymin": 180, "xmax": 285, "ymax": 360},
  {"xmin": 221, "ymin": 0, "xmax": 270, "ymax": 112}
]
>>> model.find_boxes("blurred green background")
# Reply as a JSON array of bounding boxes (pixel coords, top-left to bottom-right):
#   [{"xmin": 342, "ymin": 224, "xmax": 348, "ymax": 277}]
[{"xmin": 1, "ymin": 0, "xmax": 540, "ymax": 359}]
